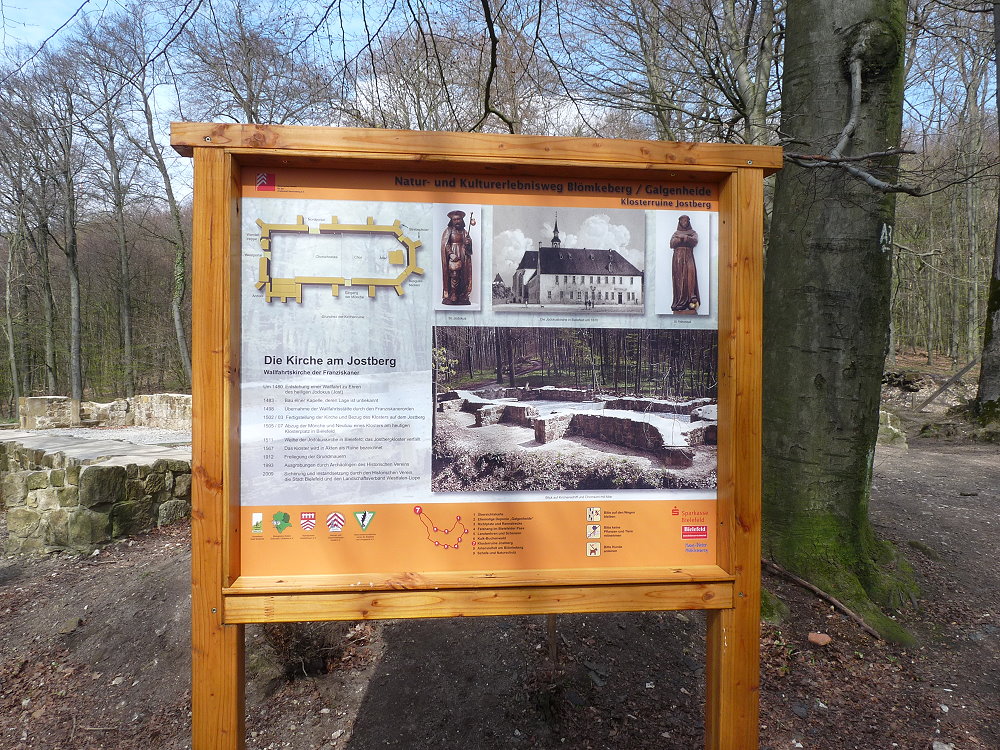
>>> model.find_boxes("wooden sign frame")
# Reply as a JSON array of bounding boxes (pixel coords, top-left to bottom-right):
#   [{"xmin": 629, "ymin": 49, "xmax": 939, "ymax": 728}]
[{"xmin": 171, "ymin": 122, "xmax": 780, "ymax": 750}]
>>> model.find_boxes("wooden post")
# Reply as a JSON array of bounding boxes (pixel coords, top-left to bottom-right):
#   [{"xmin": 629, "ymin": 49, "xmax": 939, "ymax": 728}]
[
  {"xmin": 191, "ymin": 146, "xmax": 245, "ymax": 750},
  {"xmin": 705, "ymin": 166, "xmax": 764, "ymax": 749}
]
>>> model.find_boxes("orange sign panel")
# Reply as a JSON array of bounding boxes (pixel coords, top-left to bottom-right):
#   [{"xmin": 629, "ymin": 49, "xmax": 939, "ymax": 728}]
[{"xmin": 238, "ymin": 167, "xmax": 720, "ymax": 580}]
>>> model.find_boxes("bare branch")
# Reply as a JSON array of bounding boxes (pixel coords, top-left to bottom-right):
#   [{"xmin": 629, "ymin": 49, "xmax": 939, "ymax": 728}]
[
  {"xmin": 471, "ymin": 0, "xmax": 516, "ymax": 133},
  {"xmin": 840, "ymin": 162, "xmax": 923, "ymax": 195},
  {"xmin": 784, "ymin": 148, "xmax": 917, "ymax": 164},
  {"xmin": 830, "ymin": 56, "xmax": 862, "ymax": 159}
]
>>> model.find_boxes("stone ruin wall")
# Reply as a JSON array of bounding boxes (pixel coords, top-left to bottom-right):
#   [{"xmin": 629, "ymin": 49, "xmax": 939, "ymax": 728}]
[
  {"xmin": 1, "ymin": 440, "xmax": 191, "ymax": 555},
  {"xmin": 474, "ymin": 403, "xmax": 541, "ymax": 428},
  {"xmin": 602, "ymin": 396, "xmax": 714, "ymax": 415},
  {"xmin": 530, "ymin": 410, "xmax": 710, "ymax": 468},
  {"xmin": 444, "ymin": 388, "xmax": 717, "ymax": 466},
  {"xmin": 18, "ymin": 394, "xmax": 192, "ymax": 431}
]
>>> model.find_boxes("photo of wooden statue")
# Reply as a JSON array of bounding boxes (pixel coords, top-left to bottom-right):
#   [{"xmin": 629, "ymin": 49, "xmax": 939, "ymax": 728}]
[
  {"xmin": 441, "ymin": 209, "xmax": 474, "ymax": 305},
  {"xmin": 670, "ymin": 214, "xmax": 701, "ymax": 314}
]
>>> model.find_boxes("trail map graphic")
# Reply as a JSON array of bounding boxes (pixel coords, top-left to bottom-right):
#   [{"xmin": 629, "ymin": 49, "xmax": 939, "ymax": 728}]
[
  {"xmin": 413, "ymin": 506, "xmax": 469, "ymax": 550},
  {"xmin": 255, "ymin": 215, "xmax": 424, "ymax": 302}
]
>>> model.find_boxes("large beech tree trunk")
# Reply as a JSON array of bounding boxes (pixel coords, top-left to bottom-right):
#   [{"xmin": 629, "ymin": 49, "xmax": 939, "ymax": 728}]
[
  {"xmin": 974, "ymin": 3, "xmax": 1000, "ymax": 422},
  {"xmin": 763, "ymin": 0, "xmax": 915, "ymax": 640}
]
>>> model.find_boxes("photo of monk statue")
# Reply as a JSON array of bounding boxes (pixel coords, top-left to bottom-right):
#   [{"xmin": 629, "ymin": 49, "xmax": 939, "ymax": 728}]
[
  {"xmin": 669, "ymin": 214, "xmax": 700, "ymax": 314},
  {"xmin": 441, "ymin": 209, "xmax": 474, "ymax": 305}
]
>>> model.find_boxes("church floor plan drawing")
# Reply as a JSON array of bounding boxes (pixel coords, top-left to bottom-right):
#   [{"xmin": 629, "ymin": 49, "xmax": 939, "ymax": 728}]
[{"xmin": 255, "ymin": 215, "xmax": 424, "ymax": 302}]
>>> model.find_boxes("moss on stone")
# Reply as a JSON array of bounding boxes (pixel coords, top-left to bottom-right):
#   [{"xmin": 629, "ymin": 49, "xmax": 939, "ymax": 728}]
[{"xmin": 760, "ymin": 588, "xmax": 788, "ymax": 623}]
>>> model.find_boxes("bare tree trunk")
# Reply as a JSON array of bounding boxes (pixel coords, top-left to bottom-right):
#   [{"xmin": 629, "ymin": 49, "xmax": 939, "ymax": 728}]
[
  {"xmin": 506, "ymin": 330, "xmax": 515, "ymax": 388},
  {"xmin": 966, "ymin": 176, "xmax": 979, "ymax": 361},
  {"xmin": 32, "ymin": 226, "xmax": 58, "ymax": 394},
  {"xmin": 763, "ymin": 0, "xmax": 915, "ymax": 642},
  {"xmin": 4, "ymin": 216, "xmax": 24, "ymax": 408},
  {"xmin": 59, "ymin": 94, "xmax": 83, "ymax": 422},
  {"xmin": 104, "ymin": 138, "xmax": 136, "ymax": 397},
  {"xmin": 974, "ymin": 3, "xmax": 1000, "ymax": 421},
  {"xmin": 135, "ymin": 88, "xmax": 192, "ymax": 385}
]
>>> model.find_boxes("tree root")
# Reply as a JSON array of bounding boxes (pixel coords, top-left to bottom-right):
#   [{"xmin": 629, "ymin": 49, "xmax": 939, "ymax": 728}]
[{"xmin": 762, "ymin": 558, "xmax": 883, "ymax": 640}]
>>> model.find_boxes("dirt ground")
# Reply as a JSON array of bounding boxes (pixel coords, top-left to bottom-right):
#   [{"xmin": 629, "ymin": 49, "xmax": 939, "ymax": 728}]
[{"xmin": 1, "ymin": 382, "xmax": 998, "ymax": 749}]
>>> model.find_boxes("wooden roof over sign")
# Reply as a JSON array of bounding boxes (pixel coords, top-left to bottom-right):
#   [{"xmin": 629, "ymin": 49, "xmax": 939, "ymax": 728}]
[{"xmin": 170, "ymin": 122, "xmax": 783, "ymax": 177}]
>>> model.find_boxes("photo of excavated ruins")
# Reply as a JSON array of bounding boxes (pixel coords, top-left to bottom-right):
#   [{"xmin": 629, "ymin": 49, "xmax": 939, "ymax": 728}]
[{"xmin": 432, "ymin": 326, "xmax": 717, "ymax": 493}]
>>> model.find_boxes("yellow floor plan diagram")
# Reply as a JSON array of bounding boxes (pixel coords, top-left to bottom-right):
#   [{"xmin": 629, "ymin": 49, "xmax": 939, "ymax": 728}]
[{"xmin": 255, "ymin": 215, "xmax": 424, "ymax": 302}]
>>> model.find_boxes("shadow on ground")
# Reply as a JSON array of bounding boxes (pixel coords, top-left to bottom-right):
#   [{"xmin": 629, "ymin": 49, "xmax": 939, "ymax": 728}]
[{"xmin": 347, "ymin": 612, "xmax": 706, "ymax": 750}]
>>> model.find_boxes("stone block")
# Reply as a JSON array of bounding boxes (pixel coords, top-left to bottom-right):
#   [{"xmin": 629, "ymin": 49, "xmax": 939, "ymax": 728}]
[
  {"xmin": 50, "ymin": 469, "xmax": 65, "ymax": 487},
  {"xmin": 704, "ymin": 423, "xmax": 718, "ymax": 445},
  {"xmin": 158, "ymin": 498, "xmax": 189, "ymax": 527},
  {"xmin": 532, "ymin": 386, "xmax": 590, "ymax": 402},
  {"xmin": 878, "ymin": 410, "xmax": 907, "ymax": 449},
  {"xmin": 110, "ymin": 498, "xmax": 155, "ymax": 537},
  {"xmin": 683, "ymin": 424, "xmax": 706, "ymax": 446},
  {"xmin": 131, "ymin": 393, "xmax": 191, "ymax": 430},
  {"xmin": 661, "ymin": 447, "xmax": 694, "ymax": 468},
  {"xmin": 475, "ymin": 405, "xmax": 504, "ymax": 426},
  {"xmin": 501, "ymin": 405, "xmax": 539, "ymax": 427},
  {"xmin": 83, "ymin": 398, "xmax": 131, "ymax": 428},
  {"xmin": 34, "ymin": 487, "xmax": 61, "ymax": 511},
  {"xmin": 19, "ymin": 396, "xmax": 72, "ymax": 429},
  {"xmin": 2, "ymin": 472, "xmax": 28, "ymax": 508},
  {"xmin": 126, "ymin": 463, "xmax": 139, "ymax": 479},
  {"xmin": 79, "ymin": 465, "xmax": 126, "ymax": 510},
  {"xmin": 144, "ymin": 471, "xmax": 166, "ymax": 494},
  {"xmin": 8, "ymin": 507, "xmax": 42, "ymax": 538},
  {"xmin": 65, "ymin": 465, "xmax": 80, "ymax": 485},
  {"xmin": 173, "ymin": 473, "xmax": 192, "ymax": 498},
  {"xmin": 68, "ymin": 508, "xmax": 111, "ymax": 548},
  {"xmin": 691, "ymin": 405, "xmax": 718, "ymax": 421},
  {"xmin": 6, "ymin": 534, "xmax": 43, "ymax": 555},
  {"xmin": 44, "ymin": 509, "xmax": 71, "ymax": 548},
  {"xmin": 27, "ymin": 471, "xmax": 50, "ymax": 491},
  {"xmin": 57, "ymin": 486, "xmax": 79, "ymax": 507},
  {"xmin": 125, "ymin": 478, "xmax": 146, "ymax": 503},
  {"xmin": 163, "ymin": 471, "xmax": 174, "ymax": 492},
  {"xmin": 534, "ymin": 413, "xmax": 572, "ymax": 444}
]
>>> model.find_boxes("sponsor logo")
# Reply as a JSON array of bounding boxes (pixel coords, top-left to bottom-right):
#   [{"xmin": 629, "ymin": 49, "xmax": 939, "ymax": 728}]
[
  {"xmin": 682, "ymin": 525, "xmax": 709, "ymax": 539},
  {"xmin": 354, "ymin": 510, "xmax": 375, "ymax": 531},
  {"xmin": 300, "ymin": 512, "xmax": 316, "ymax": 531},
  {"xmin": 671, "ymin": 506, "xmax": 680, "ymax": 516},
  {"xmin": 326, "ymin": 512, "xmax": 345, "ymax": 532},
  {"xmin": 251, "ymin": 513, "xmax": 263, "ymax": 534},
  {"xmin": 256, "ymin": 172, "xmax": 275, "ymax": 191},
  {"xmin": 272, "ymin": 511, "xmax": 291, "ymax": 533}
]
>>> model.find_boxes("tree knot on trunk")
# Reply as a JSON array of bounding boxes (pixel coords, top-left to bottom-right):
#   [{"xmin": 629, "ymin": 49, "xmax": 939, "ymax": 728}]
[{"xmin": 844, "ymin": 19, "xmax": 903, "ymax": 81}]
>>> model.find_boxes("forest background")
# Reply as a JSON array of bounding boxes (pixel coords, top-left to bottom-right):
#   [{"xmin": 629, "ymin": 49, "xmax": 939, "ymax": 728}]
[{"xmin": 0, "ymin": 0, "xmax": 995, "ymax": 414}]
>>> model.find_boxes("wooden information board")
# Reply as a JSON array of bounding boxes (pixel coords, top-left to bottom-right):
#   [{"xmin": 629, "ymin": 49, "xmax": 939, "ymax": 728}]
[{"xmin": 171, "ymin": 123, "xmax": 780, "ymax": 750}]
